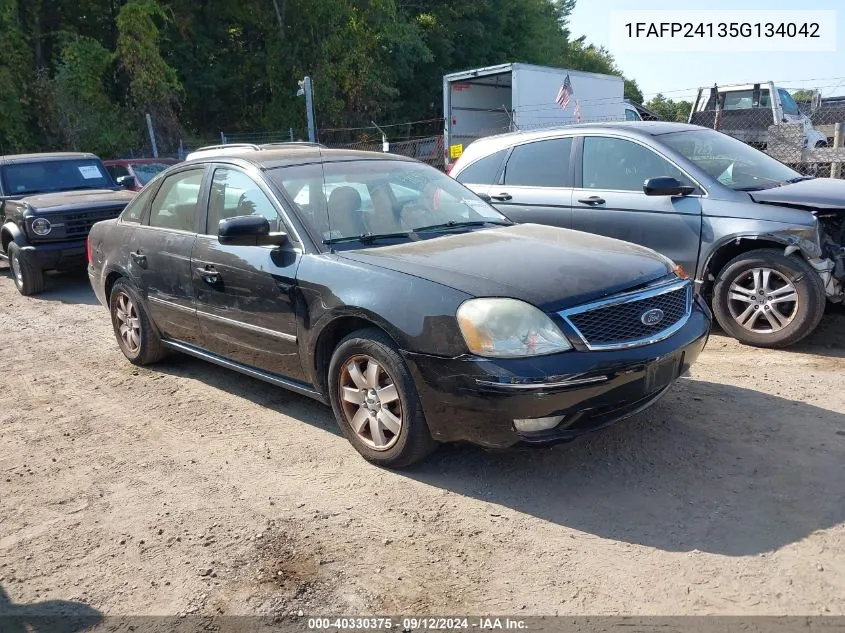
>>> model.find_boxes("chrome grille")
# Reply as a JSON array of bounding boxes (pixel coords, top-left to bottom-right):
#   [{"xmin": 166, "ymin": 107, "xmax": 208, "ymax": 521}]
[
  {"xmin": 64, "ymin": 207, "xmax": 124, "ymax": 236},
  {"xmin": 560, "ymin": 280, "xmax": 692, "ymax": 350}
]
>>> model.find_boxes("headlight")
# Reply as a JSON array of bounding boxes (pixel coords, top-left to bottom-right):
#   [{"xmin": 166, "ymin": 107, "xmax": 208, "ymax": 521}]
[
  {"xmin": 31, "ymin": 218, "xmax": 52, "ymax": 236},
  {"xmin": 457, "ymin": 298, "xmax": 572, "ymax": 357}
]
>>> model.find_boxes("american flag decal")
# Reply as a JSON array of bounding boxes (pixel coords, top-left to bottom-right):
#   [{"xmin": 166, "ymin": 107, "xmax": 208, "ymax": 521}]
[{"xmin": 555, "ymin": 75, "xmax": 573, "ymax": 109}]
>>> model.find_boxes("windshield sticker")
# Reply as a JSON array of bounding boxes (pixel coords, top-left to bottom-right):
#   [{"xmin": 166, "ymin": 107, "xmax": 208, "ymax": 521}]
[{"xmin": 78, "ymin": 165, "xmax": 103, "ymax": 179}]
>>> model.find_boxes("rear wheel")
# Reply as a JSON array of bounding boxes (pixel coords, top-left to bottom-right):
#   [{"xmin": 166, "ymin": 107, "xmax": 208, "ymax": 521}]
[
  {"xmin": 7, "ymin": 242, "xmax": 45, "ymax": 296},
  {"xmin": 328, "ymin": 328, "xmax": 437, "ymax": 468},
  {"xmin": 109, "ymin": 278, "xmax": 166, "ymax": 365},
  {"xmin": 712, "ymin": 249, "xmax": 826, "ymax": 348}
]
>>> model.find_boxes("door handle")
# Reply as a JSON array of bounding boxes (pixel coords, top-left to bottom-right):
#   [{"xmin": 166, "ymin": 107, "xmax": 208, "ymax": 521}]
[
  {"xmin": 577, "ymin": 196, "xmax": 606, "ymax": 206},
  {"xmin": 129, "ymin": 250, "xmax": 147, "ymax": 267},
  {"xmin": 195, "ymin": 266, "xmax": 220, "ymax": 285},
  {"xmin": 490, "ymin": 192, "xmax": 512, "ymax": 201}
]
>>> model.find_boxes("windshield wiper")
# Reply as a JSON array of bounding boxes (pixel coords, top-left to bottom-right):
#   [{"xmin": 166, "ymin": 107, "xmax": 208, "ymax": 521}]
[
  {"xmin": 785, "ymin": 175, "xmax": 814, "ymax": 183},
  {"xmin": 323, "ymin": 231, "xmax": 412, "ymax": 245},
  {"xmin": 412, "ymin": 220, "xmax": 512, "ymax": 233}
]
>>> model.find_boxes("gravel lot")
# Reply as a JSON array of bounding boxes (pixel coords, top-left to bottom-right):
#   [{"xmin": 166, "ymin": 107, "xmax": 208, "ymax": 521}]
[{"xmin": 1, "ymin": 269, "xmax": 844, "ymax": 618}]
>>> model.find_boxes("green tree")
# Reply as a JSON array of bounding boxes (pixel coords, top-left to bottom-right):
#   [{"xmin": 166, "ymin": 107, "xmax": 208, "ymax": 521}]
[
  {"xmin": 645, "ymin": 93, "xmax": 691, "ymax": 122},
  {"xmin": 51, "ymin": 36, "xmax": 135, "ymax": 155},
  {"xmin": 0, "ymin": 0, "xmax": 34, "ymax": 152},
  {"xmin": 116, "ymin": 0, "xmax": 183, "ymax": 150}
]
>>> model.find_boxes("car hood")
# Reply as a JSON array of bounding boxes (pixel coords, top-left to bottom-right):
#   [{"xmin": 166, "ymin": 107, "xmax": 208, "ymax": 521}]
[
  {"xmin": 18, "ymin": 189, "xmax": 135, "ymax": 214},
  {"xmin": 748, "ymin": 178, "xmax": 845, "ymax": 212},
  {"xmin": 339, "ymin": 224, "xmax": 674, "ymax": 312}
]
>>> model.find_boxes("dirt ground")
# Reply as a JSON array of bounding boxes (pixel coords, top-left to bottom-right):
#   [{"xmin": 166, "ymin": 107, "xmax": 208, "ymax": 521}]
[{"xmin": 1, "ymin": 269, "xmax": 844, "ymax": 619}]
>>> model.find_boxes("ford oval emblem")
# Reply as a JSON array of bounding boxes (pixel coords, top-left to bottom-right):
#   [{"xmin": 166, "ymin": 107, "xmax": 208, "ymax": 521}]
[{"xmin": 641, "ymin": 308, "xmax": 665, "ymax": 326}]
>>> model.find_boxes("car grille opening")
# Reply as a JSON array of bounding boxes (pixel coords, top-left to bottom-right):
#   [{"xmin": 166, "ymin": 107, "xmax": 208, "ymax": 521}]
[
  {"xmin": 64, "ymin": 207, "xmax": 124, "ymax": 237},
  {"xmin": 562, "ymin": 281, "xmax": 691, "ymax": 350}
]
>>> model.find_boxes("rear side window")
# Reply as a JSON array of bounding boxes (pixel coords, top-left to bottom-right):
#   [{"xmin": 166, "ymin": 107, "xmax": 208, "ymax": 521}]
[
  {"xmin": 148, "ymin": 169, "xmax": 204, "ymax": 232},
  {"xmin": 503, "ymin": 137, "xmax": 572, "ymax": 187},
  {"xmin": 454, "ymin": 150, "xmax": 506, "ymax": 185},
  {"xmin": 120, "ymin": 184, "xmax": 155, "ymax": 223}
]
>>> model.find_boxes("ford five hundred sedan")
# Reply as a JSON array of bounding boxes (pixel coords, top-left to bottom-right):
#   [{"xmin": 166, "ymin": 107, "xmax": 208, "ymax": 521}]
[{"xmin": 87, "ymin": 146, "xmax": 711, "ymax": 467}]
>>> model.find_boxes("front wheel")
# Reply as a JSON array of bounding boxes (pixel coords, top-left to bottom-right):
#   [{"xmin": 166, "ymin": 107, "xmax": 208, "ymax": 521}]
[
  {"xmin": 7, "ymin": 242, "xmax": 45, "ymax": 296},
  {"xmin": 328, "ymin": 328, "xmax": 437, "ymax": 468},
  {"xmin": 712, "ymin": 248, "xmax": 826, "ymax": 348}
]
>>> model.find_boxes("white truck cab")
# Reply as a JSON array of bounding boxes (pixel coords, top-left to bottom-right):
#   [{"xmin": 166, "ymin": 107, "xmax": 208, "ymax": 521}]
[{"xmin": 689, "ymin": 82, "xmax": 827, "ymax": 149}]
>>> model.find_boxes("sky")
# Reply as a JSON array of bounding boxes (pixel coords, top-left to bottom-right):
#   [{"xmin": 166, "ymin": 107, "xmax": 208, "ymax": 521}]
[{"xmin": 568, "ymin": 0, "xmax": 845, "ymax": 103}]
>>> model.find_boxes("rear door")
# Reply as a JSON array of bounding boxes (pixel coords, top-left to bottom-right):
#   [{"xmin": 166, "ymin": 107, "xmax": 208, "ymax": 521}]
[
  {"xmin": 128, "ymin": 166, "xmax": 206, "ymax": 344},
  {"xmin": 485, "ymin": 136, "xmax": 575, "ymax": 228},
  {"xmin": 570, "ymin": 135, "xmax": 703, "ymax": 275},
  {"xmin": 452, "ymin": 149, "xmax": 508, "ymax": 198},
  {"xmin": 191, "ymin": 164, "xmax": 305, "ymax": 381}
]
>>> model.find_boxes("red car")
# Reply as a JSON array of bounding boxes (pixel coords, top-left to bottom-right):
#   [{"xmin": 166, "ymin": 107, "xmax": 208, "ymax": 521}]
[{"xmin": 103, "ymin": 158, "xmax": 177, "ymax": 191}]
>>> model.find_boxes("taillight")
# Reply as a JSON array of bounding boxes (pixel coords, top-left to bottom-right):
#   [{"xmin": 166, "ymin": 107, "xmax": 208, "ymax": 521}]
[
  {"xmin": 446, "ymin": 162, "xmax": 456, "ymax": 176},
  {"xmin": 86, "ymin": 236, "xmax": 92, "ymax": 264}
]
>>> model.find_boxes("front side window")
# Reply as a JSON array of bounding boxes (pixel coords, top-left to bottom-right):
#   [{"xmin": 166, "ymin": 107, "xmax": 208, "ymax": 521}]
[
  {"xmin": 454, "ymin": 150, "xmax": 506, "ymax": 185},
  {"xmin": 269, "ymin": 160, "xmax": 507, "ymax": 244},
  {"xmin": 503, "ymin": 138, "xmax": 572, "ymax": 187},
  {"xmin": 625, "ymin": 108, "xmax": 640, "ymax": 121},
  {"xmin": 207, "ymin": 168, "xmax": 281, "ymax": 234},
  {"xmin": 106, "ymin": 164, "xmax": 130, "ymax": 180},
  {"xmin": 0, "ymin": 159, "xmax": 114, "ymax": 195},
  {"xmin": 148, "ymin": 169, "xmax": 204, "ymax": 232},
  {"xmin": 582, "ymin": 137, "xmax": 691, "ymax": 191}
]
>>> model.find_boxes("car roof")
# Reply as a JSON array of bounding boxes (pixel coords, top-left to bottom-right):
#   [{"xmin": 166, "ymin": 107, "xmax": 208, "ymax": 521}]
[
  {"xmin": 104, "ymin": 157, "xmax": 177, "ymax": 165},
  {"xmin": 184, "ymin": 146, "xmax": 418, "ymax": 170},
  {"xmin": 0, "ymin": 152, "xmax": 98, "ymax": 165},
  {"xmin": 457, "ymin": 121, "xmax": 701, "ymax": 161}
]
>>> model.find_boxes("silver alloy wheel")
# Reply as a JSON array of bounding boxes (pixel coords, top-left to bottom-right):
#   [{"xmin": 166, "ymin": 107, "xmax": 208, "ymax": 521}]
[
  {"xmin": 10, "ymin": 254, "xmax": 23, "ymax": 285},
  {"xmin": 338, "ymin": 355, "xmax": 403, "ymax": 451},
  {"xmin": 114, "ymin": 292, "xmax": 142, "ymax": 354},
  {"xmin": 727, "ymin": 267, "xmax": 799, "ymax": 333}
]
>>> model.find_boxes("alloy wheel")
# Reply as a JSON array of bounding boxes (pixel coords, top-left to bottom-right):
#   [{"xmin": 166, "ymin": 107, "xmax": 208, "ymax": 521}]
[
  {"xmin": 10, "ymin": 254, "xmax": 23, "ymax": 285},
  {"xmin": 727, "ymin": 267, "xmax": 799, "ymax": 333},
  {"xmin": 114, "ymin": 292, "xmax": 142, "ymax": 354},
  {"xmin": 338, "ymin": 355, "xmax": 403, "ymax": 451}
]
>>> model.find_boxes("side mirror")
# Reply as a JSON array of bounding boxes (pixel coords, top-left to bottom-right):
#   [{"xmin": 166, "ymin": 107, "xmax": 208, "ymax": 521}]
[
  {"xmin": 116, "ymin": 175, "xmax": 137, "ymax": 190},
  {"xmin": 643, "ymin": 176, "xmax": 696, "ymax": 197},
  {"xmin": 218, "ymin": 215, "xmax": 287, "ymax": 247}
]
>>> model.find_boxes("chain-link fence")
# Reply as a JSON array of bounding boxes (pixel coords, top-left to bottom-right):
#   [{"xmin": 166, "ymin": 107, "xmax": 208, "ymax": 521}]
[{"xmin": 689, "ymin": 107, "xmax": 845, "ymax": 178}]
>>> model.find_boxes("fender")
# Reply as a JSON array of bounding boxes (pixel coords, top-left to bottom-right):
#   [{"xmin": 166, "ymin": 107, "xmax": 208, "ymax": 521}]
[
  {"xmin": 702, "ymin": 230, "xmax": 823, "ymax": 280},
  {"xmin": 1, "ymin": 221, "xmax": 29, "ymax": 252}
]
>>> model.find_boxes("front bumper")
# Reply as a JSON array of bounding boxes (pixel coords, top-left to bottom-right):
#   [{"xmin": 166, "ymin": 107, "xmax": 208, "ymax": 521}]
[
  {"xmin": 23, "ymin": 239, "xmax": 88, "ymax": 272},
  {"xmin": 402, "ymin": 301, "xmax": 711, "ymax": 448}
]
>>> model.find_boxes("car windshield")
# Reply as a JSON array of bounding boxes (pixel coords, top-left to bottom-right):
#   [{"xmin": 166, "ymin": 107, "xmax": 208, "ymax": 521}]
[
  {"xmin": 270, "ymin": 159, "xmax": 509, "ymax": 246},
  {"xmin": 0, "ymin": 158, "xmax": 115, "ymax": 195},
  {"xmin": 132, "ymin": 162, "xmax": 172, "ymax": 185},
  {"xmin": 660, "ymin": 129, "xmax": 802, "ymax": 191}
]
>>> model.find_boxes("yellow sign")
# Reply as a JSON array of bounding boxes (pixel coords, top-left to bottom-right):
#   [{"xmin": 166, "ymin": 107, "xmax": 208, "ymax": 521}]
[{"xmin": 449, "ymin": 144, "xmax": 463, "ymax": 159}]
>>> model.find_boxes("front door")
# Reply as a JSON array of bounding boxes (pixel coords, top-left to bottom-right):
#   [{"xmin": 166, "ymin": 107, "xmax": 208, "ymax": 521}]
[
  {"xmin": 129, "ymin": 167, "xmax": 206, "ymax": 344},
  {"xmin": 570, "ymin": 135, "xmax": 703, "ymax": 276},
  {"xmin": 192, "ymin": 165, "xmax": 304, "ymax": 381},
  {"xmin": 487, "ymin": 136, "xmax": 574, "ymax": 228}
]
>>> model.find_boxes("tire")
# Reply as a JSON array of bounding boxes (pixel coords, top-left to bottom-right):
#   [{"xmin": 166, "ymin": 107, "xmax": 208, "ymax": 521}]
[
  {"xmin": 7, "ymin": 242, "xmax": 45, "ymax": 296},
  {"xmin": 712, "ymin": 248, "xmax": 826, "ymax": 348},
  {"xmin": 108, "ymin": 278, "xmax": 166, "ymax": 365},
  {"xmin": 327, "ymin": 328, "xmax": 437, "ymax": 468}
]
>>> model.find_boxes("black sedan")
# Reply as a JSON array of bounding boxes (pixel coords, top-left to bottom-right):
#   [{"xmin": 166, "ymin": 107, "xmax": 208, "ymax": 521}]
[{"xmin": 87, "ymin": 146, "xmax": 711, "ymax": 467}]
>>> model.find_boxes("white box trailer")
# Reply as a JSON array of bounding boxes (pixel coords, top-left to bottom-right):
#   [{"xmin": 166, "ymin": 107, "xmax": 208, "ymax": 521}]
[{"xmin": 443, "ymin": 63, "xmax": 638, "ymax": 167}]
